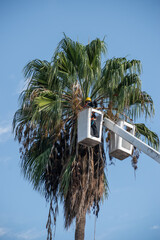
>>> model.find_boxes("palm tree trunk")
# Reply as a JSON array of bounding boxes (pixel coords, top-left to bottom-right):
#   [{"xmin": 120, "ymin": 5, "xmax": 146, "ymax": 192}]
[{"xmin": 75, "ymin": 212, "xmax": 86, "ymax": 240}]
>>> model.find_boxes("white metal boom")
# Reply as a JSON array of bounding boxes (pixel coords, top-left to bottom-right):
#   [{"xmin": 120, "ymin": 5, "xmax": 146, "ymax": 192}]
[{"xmin": 104, "ymin": 118, "xmax": 160, "ymax": 164}]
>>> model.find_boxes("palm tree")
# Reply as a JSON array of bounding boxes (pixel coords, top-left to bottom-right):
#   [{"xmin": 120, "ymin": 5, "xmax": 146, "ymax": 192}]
[{"xmin": 13, "ymin": 34, "xmax": 159, "ymax": 240}]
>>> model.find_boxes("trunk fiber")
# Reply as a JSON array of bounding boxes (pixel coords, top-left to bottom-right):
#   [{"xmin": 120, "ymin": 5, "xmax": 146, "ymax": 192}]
[{"xmin": 75, "ymin": 212, "xmax": 86, "ymax": 240}]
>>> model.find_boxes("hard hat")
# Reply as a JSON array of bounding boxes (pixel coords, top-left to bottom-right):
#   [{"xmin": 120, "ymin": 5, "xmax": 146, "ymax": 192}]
[{"xmin": 85, "ymin": 97, "xmax": 91, "ymax": 102}]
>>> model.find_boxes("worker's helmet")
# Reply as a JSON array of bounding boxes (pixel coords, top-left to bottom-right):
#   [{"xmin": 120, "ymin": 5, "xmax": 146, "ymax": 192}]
[{"xmin": 85, "ymin": 97, "xmax": 91, "ymax": 102}]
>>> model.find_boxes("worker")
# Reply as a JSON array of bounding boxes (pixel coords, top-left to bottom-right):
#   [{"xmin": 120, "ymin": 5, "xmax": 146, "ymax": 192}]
[
  {"xmin": 84, "ymin": 97, "xmax": 99, "ymax": 138},
  {"xmin": 84, "ymin": 97, "xmax": 97, "ymax": 108},
  {"xmin": 84, "ymin": 97, "xmax": 93, "ymax": 107}
]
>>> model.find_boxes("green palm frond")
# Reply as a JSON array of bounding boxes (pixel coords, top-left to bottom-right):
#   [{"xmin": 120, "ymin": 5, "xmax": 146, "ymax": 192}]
[
  {"xmin": 22, "ymin": 146, "xmax": 52, "ymax": 192},
  {"xmin": 59, "ymin": 155, "xmax": 76, "ymax": 198},
  {"xmin": 85, "ymin": 38, "xmax": 107, "ymax": 68},
  {"xmin": 124, "ymin": 91, "xmax": 155, "ymax": 120},
  {"xmin": 91, "ymin": 58, "xmax": 141, "ymax": 101},
  {"xmin": 102, "ymin": 58, "xmax": 142, "ymax": 93},
  {"xmin": 135, "ymin": 123, "xmax": 159, "ymax": 150},
  {"xmin": 24, "ymin": 59, "xmax": 52, "ymax": 88}
]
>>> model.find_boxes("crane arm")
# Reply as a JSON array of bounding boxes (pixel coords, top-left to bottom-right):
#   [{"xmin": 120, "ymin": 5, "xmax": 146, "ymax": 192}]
[{"xmin": 104, "ymin": 118, "xmax": 160, "ymax": 163}]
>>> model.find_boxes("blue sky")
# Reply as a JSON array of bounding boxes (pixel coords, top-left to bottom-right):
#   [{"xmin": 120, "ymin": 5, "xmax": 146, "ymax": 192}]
[{"xmin": 0, "ymin": 0, "xmax": 160, "ymax": 239}]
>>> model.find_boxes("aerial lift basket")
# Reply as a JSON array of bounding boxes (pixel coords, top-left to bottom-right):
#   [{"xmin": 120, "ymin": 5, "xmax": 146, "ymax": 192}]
[
  {"xmin": 109, "ymin": 120, "xmax": 135, "ymax": 160},
  {"xmin": 78, "ymin": 108, "xmax": 103, "ymax": 147}
]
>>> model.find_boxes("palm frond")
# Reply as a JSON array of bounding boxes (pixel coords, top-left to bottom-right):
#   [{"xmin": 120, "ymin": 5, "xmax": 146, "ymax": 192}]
[
  {"xmin": 124, "ymin": 91, "xmax": 155, "ymax": 120},
  {"xmin": 22, "ymin": 146, "xmax": 52, "ymax": 192},
  {"xmin": 135, "ymin": 123, "xmax": 159, "ymax": 150},
  {"xmin": 59, "ymin": 155, "xmax": 76, "ymax": 198}
]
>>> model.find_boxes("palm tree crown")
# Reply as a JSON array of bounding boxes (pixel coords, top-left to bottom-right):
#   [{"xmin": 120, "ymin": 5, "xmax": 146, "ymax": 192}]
[{"xmin": 13, "ymin": 34, "xmax": 159, "ymax": 240}]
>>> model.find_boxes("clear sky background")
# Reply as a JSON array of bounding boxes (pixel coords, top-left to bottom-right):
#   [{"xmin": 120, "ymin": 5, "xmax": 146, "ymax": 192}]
[{"xmin": 0, "ymin": 0, "xmax": 160, "ymax": 239}]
